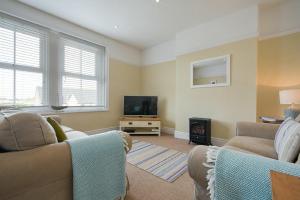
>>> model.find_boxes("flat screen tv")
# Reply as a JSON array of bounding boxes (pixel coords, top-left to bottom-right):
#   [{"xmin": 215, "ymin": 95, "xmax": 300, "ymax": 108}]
[{"xmin": 124, "ymin": 96, "xmax": 158, "ymax": 116}]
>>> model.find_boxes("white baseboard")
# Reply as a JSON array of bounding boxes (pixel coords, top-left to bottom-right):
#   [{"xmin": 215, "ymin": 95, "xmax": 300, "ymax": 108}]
[
  {"xmin": 174, "ymin": 130, "xmax": 228, "ymax": 146},
  {"xmin": 86, "ymin": 126, "xmax": 174, "ymax": 135},
  {"xmin": 161, "ymin": 127, "xmax": 175, "ymax": 135},
  {"xmin": 85, "ymin": 126, "xmax": 119, "ymax": 135},
  {"xmin": 174, "ymin": 130, "xmax": 189, "ymax": 140},
  {"xmin": 85, "ymin": 127, "xmax": 227, "ymax": 146}
]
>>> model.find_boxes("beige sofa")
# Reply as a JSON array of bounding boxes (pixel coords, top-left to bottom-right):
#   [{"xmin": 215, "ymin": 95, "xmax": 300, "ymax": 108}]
[
  {"xmin": 0, "ymin": 116, "xmax": 132, "ymax": 200},
  {"xmin": 188, "ymin": 122, "xmax": 282, "ymax": 200}
]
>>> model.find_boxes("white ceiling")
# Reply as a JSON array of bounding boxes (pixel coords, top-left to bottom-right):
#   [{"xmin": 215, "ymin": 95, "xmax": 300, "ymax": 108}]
[{"xmin": 18, "ymin": 0, "xmax": 282, "ymax": 49}]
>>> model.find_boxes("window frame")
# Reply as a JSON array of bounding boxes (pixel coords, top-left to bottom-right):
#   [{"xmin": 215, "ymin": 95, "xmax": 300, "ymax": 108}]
[
  {"xmin": 57, "ymin": 35, "xmax": 108, "ymax": 112},
  {"xmin": 0, "ymin": 17, "xmax": 48, "ymax": 108},
  {"xmin": 0, "ymin": 13, "xmax": 109, "ymax": 113}
]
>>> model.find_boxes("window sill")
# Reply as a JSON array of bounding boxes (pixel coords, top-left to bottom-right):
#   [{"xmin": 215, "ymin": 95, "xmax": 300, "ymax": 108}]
[
  {"xmin": 1, "ymin": 107, "xmax": 109, "ymax": 115},
  {"xmin": 54, "ymin": 107, "xmax": 109, "ymax": 114}
]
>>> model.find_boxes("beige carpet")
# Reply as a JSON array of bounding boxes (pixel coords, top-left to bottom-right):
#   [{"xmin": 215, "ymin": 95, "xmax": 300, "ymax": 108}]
[{"xmin": 125, "ymin": 134, "xmax": 197, "ymax": 200}]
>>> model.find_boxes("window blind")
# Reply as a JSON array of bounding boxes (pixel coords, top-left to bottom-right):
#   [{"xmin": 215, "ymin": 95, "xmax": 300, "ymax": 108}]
[
  {"xmin": 0, "ymin": 13, "xmax": 108, "ymax": 111},
  {"xmin": 59, "ymin": 37, "xmax": 105, "ymax": 107},
  {"xmin": 0, "ymin": 15, "xmax": 48, "ymax": 107}
]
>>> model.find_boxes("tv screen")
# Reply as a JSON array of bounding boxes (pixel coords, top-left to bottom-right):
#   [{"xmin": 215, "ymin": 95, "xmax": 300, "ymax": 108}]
[{"xmin": 124, "ymin": 96, "xmax": 158, "ymax": 116}]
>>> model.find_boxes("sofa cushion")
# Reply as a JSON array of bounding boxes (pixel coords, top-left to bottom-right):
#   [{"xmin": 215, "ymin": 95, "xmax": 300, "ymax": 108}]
[
  {"xmin": 61, "ymin": 125, "xmax": 74, "ymax": 133},
  {"xmin": 225, "ymin": 136, "xmax": 277, "ymax": 159},
  {"xmin": 0, "ymin": 112, "xmax": 57, "ymax": 151},
  {"xmin": 223, "ymin": 145, "xmax": 260, "ymax": 156},
  {"xmin": 188, "ymin": 145, "xmax": 209, "ymax": 189},
  {"xmin": 65, "ymin": 131, "xmax": 88, "ymax": 140},
  {"xmin": 274, "ymin": 118, "xmax": 300, "ymax": 162}
]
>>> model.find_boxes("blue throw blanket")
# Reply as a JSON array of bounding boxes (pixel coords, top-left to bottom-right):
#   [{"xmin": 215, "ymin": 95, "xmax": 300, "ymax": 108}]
[
  {"xmin": 205, "ymin": 147, "xmax": 300, "ymax": 200},
  {"xmin": 67, "ymin": 132, "xmax": 126, "ymax": 200}
]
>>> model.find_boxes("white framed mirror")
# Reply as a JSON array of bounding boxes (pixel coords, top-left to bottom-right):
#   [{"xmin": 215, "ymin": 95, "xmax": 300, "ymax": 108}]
[{"xmin": 190, "ymin": 55, "xmax": 230, "ymax": 88}]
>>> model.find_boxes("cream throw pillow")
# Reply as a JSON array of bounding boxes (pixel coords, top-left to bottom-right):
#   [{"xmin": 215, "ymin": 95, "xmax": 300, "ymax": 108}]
[
  {"xmin": 0, "ymin": 112, "xmax": 57, "ymax": 151},
  {"xmin": 274, "ymin": 118, "xmax": 300, "ymax": 162}
]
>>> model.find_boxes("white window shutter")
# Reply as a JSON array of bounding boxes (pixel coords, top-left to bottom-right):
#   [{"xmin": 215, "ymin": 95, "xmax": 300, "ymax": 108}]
[
  {"xmin": 0, "ymin": 16, "xmax": 48, "ymax": 107},
  {"xmin": 59, "ymin": 36, "xmax": 106, "ymax": 108},
  {"xmin": 0, "ymin": 14, "xmax": 108, "ymax": 111}
]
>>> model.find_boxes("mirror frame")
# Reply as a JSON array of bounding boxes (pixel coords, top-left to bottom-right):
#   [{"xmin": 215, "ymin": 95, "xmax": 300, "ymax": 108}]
[{"xmin": 190, "ymin": 54, "xmax": 231, "ymax": 88}]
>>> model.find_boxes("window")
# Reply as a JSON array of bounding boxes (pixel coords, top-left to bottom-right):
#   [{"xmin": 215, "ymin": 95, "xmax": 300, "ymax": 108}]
[
  {"xmin": 58, "ymin": 36, "xmax": 106, "ymax": 109},
  {"xmin": 0, "ymin": 14, "xmax": 108, "ymax": 112},
  {"xmin": 0, "ymin": 16, "xmax": 47, "ymax": 107}
]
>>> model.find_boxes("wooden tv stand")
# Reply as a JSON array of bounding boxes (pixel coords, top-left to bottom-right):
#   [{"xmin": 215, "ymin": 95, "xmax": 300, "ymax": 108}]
[{"xmin": 119, "ymin": 117, "xmax": 161, "ymax": 136}]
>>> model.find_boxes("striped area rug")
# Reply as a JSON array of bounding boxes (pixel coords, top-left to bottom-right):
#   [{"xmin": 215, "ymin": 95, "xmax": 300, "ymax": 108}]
[{"xmin": 127, "ymin": 140, "xmax": 188, "ymax": 182}]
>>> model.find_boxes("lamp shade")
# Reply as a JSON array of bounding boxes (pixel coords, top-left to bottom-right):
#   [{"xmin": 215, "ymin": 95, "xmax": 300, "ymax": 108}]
[{"xmin": 279, "ymin": 89, "xmax": 300, "ymax": 105}]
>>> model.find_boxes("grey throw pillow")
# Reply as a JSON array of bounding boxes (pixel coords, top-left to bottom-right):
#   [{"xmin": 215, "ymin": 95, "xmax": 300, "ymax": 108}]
[
  {"xmin": 0, "ymin": 112, "xmax": 57, "ymax": 151},
  {"xmin": 274, "ymin": 118, "xmax": 300, "ymax": 162}
]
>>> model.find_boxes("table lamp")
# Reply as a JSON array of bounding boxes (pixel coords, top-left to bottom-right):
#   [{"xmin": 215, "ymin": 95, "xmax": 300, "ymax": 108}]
[{"xmin": 279, "ymin": 89, "xmax": 300, "ymax": 119}]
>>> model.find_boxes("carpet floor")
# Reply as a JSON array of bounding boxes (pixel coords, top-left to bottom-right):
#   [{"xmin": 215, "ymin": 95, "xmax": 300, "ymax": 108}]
[{"xmin": 125, "ymin": 134, "xmax": 197, "ymax": 200}]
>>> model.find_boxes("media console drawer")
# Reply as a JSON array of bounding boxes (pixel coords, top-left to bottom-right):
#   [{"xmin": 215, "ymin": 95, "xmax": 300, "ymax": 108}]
[
  {"xmin": 119, "ymin": 117, "xmax": 161, "ymax": 136},
  {"xmin": 120, "ymin": 121, "xmax": 160, "ymax": 127}
]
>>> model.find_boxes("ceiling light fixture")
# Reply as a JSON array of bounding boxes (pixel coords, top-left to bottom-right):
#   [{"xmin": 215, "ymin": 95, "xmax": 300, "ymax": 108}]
[
  {"xmin": 114, "ymin": 25, "xmax": 119, "ymax": 30},
  {"xmin": 156, "ymin": 0, "xmax": 159, "ymax": 3}
]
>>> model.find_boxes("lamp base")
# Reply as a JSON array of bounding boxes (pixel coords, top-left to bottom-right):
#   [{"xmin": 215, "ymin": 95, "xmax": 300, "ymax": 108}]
[{"xmin": 284, "ymin": 108, "xmax": 300, "ymax": 119}]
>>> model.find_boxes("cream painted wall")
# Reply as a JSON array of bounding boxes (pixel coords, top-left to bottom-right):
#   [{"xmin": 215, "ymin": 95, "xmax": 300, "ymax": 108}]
[
  {"xmin": 259, "ymin": 0, "xmax": 300, "ymax": 39},
  {"xmin": 257, "ymin": 32, "xmax": 300, "ymax": 119},
  {"xmin": 58, "ymin": 58, "xmax": 141, "ymax": 131},
  {"xmin": 176, "ymin": 38, "xmax": 257, "ymax": 139},
  {"xmin": 141, "ymin": 61, "xmax": 176, "ymax": 128}
]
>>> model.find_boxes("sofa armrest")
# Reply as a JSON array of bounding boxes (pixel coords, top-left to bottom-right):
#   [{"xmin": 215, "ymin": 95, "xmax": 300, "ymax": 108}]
[
  {"xmin": 236, "ymin": 122, "xmax": 280, "ymax": 140},
  {"xmin": 211, "ymin": 149, "xmax": 300, "ymax": 199},
  {"xmin": 188, "ymin": 145, "xmax": 208, "ymax": 186},
  {"xmin": 0, "ymin": 143, "xmax": 72, "ymax": 200},
  {"xmin": 119, "ymin": 131, "xmax": 132, "ymax": 153},
  {"xmin": 188, "ymin": 145, "xmax": 210, "ymax": 200}
]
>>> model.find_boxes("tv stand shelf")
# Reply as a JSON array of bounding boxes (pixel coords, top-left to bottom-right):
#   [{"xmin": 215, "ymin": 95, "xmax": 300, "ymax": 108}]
[{"xmin": 119, "ymin": 117, "xmax": 161, "ymax": 136}]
